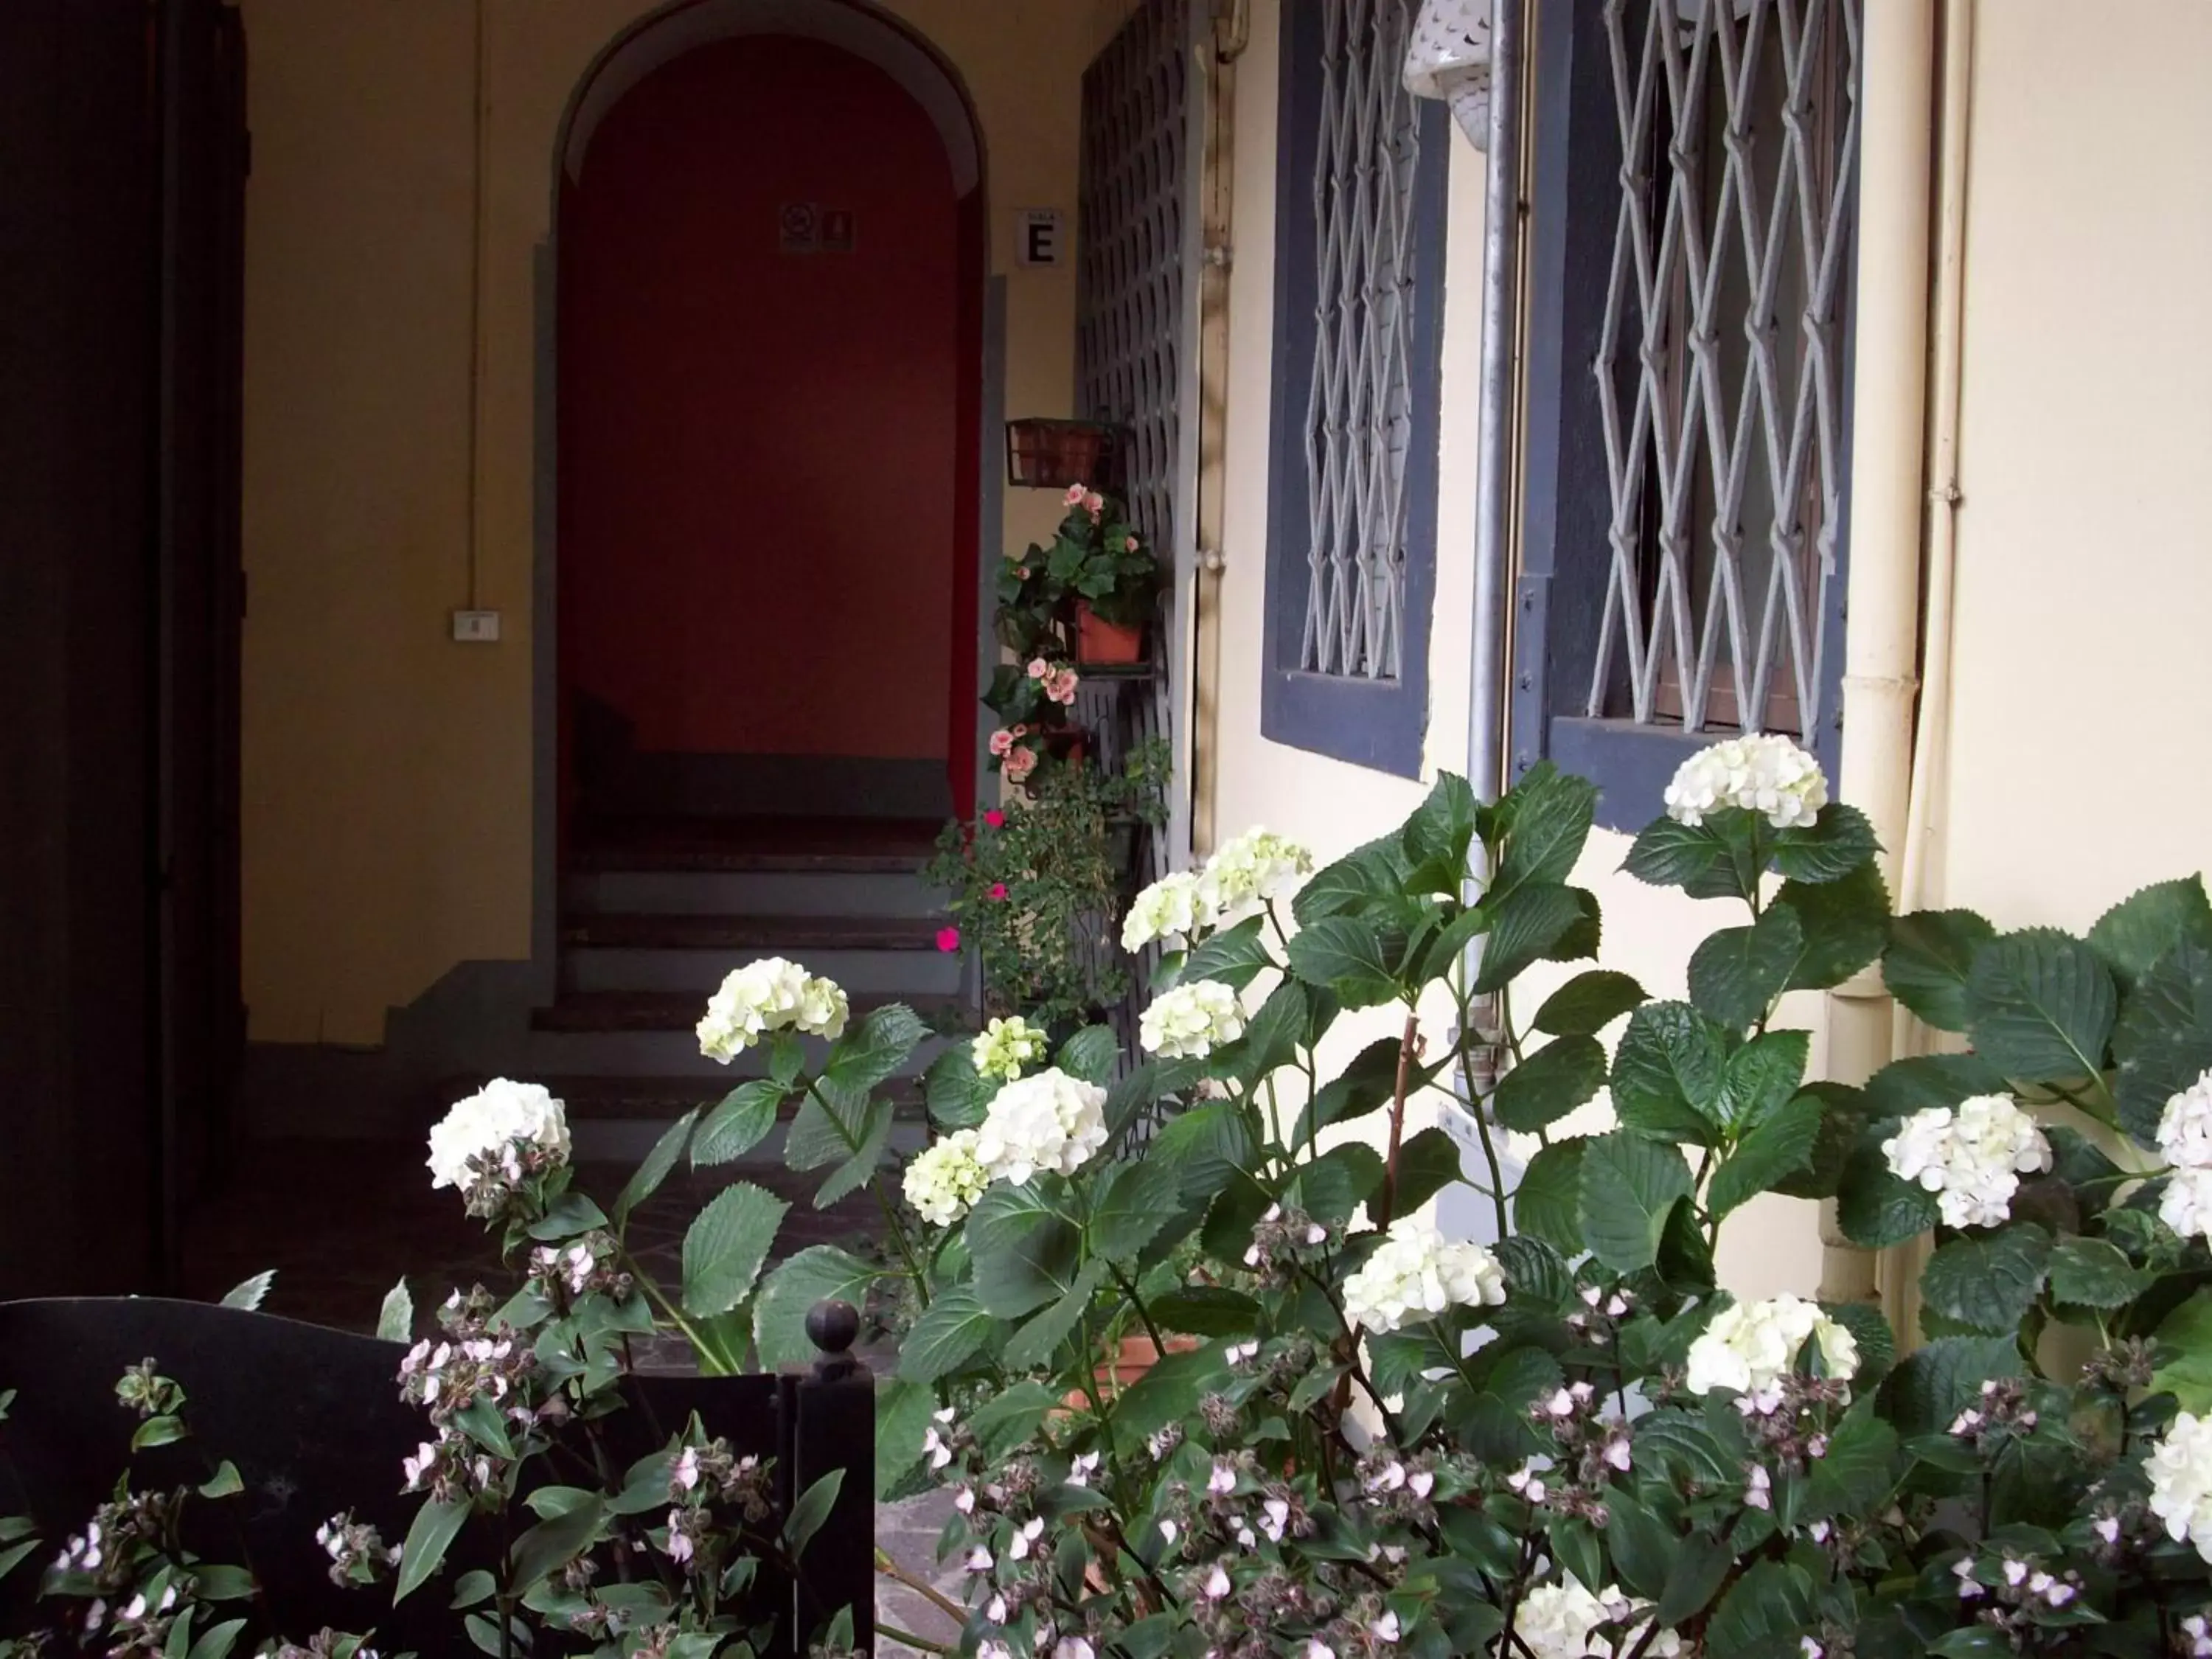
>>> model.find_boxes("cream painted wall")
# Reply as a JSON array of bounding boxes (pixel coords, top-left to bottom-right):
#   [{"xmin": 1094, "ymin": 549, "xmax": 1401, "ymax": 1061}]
[
  {"xmin": 239, "ymin": 0, "xmax": 1116, "ymax": 1043},
  {"xmin": 1930, "ymin": 1, "xmax": 2212, "ymax": 930},
  {"xmin": 1203, "ymin": 0, "xmax": 1823, "ymax": 1297}
]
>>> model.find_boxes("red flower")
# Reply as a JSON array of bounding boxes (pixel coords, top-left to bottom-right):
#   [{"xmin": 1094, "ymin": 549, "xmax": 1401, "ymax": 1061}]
[
  {"xmin": 988, "ymin": 883, "xmax": 1009, "ymax": 900},
  {"xmin": 983, "ymin": 809, "xmax": 1006, "ymax": 829},
  {"xmin": 935, "ymin": 927, "xmax": 961, "ymax": 953}
]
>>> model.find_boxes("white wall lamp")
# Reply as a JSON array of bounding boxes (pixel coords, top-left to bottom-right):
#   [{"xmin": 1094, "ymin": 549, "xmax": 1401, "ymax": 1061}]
[{"xmin": 1402, "ymin": 0, "xmax": 1495, "ymax": 147}]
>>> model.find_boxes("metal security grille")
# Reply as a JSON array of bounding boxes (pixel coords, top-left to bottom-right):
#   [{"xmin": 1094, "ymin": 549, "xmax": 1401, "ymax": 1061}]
[
  {"xmin": 1301, "ymin": 0, "xmax": 1425, "ymax": 682},
  {"xmin": 1588, "ymin": 0, "xmax": 1860, "ymax": 734},
  {"xmin": 1076, "ymin": 0, "xmax": 1200, "ymax": 887},
  {"xmin": 1076, "ymin": 0, "xmax": 1203, "ymax": 1068}
]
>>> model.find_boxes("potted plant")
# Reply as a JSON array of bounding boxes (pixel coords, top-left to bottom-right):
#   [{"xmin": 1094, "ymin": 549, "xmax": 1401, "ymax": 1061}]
[
  {"xmin": 983, "ymin": 652, "xmax": 1085, "ymax": 790},
  {"xmin": 1044, "ymin": 484, "xmax": 1159, "ymax": 664},
  {"xmin": 923, "ymin": 745, "xmax": 1166, "ymax": 1032}
]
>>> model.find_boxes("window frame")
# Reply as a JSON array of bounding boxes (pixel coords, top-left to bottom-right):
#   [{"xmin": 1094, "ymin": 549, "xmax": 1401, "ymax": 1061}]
[
  {"xmin": 1261, "ymin": 0, "xmax": 1453, "ymax": 780},
  {"xmin": 1509, "ymin": 0, "xmax": 1857, "ymax": 832}
]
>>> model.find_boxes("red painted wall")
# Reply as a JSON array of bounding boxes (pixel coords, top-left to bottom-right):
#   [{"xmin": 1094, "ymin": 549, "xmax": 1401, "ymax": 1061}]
[{"xmin": 559, "ymin": 36, "xmax": 959, "ymax": 763}]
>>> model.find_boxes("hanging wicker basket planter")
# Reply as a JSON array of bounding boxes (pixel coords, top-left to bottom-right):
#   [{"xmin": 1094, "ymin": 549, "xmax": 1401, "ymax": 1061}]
[{"xmin": 1004, "ymin": 417, "xmax": 1124, "ymax": 491}]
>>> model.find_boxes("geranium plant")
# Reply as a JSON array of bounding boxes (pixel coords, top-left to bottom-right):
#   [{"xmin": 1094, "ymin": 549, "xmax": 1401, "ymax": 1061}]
[
  {"xmin": 994, "ymin": 487, "xmax": 1159, "ymax": 651},
  {"xmin": 925, "ymin": 744, "xmax": 1169, "ymax": 1031}
]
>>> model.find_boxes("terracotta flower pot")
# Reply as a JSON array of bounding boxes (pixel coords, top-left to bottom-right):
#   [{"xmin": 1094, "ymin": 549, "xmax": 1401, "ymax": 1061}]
[
  {"xmin": 1076, "ymin": 602, "xmax": 1146, "ymax": 664},
  {"xmin": 1062, "ymin": 1333, "xmax": 1200, "ymax": 1413}
]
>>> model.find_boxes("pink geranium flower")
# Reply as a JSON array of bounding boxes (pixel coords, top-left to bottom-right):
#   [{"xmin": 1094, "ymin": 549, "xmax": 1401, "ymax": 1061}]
[
  {"xmin": 982, "ymin": 809, "xmax": 1006, "ymax": 829},
  {"xmin": 988, "ymin": 883, "xmax": 1009, "ymax": 900},
  {"xmin": 1004, "ymin": 748, "xmax": 1037, "ymax": 783},
  {"xmin": 1027, "ymin": 658, "xmax": 1051, "ymax": 680},
  {"xmin": 1015, "ymin": 565, "xmax": 1031, "ymax": 579},
  {"xmin": 1063, "ymin": 482, "xmax": 1088, "ymax": 507},
  {"xmin": 935, "ymin": 927, "xmax": 961, "ymax": 953},
  {"xmin": 989, "ymin": 728, "xmax": 1016, "ymax": 757},
  {"xmin": 1125, "ymin": 535, "xmax": 1141, "ymax": 552},
  {"xmin": 1083, "ymin": 490, "xmax": 1105, "ymax": 519},
  {"xmin": 1046, "ymin": 669, "xmax": 1079, "ymax": 706}
]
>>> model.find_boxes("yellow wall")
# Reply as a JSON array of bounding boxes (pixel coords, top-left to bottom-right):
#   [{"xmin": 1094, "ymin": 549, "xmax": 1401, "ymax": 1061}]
[
  {"xmin": 239, "ymin": 0, "xmax": 1120, "ymax": 1043},
  {"xmin": 1930, "ymin": 0, "xmax": 2212, "ymax": 928}
]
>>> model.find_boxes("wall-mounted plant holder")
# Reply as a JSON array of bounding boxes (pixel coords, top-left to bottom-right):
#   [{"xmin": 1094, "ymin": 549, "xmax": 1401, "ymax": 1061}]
[{"xmin": 1005, "ymin": 417, "xmax": 1125, "ymax": 492}]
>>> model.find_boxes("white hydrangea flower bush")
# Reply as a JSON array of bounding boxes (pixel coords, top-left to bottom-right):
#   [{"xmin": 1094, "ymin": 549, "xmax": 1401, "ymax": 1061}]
[
  {"xmin": 2149, "ymin": 1413, "xmax": 2212, "ymax": 1563},
  {"xmin": 694, "ymin": 955, "xmax": 849, "ymax": 1060},
  {"xmin": 971, "ymin": 1066, "xmax": 1109, "ymax": 1185},
  {"xmin": 1338, "ymin": 1217, "xmax": 1506, "ymax": 1335},
  {"xmin": 425, "ymin": 1078, "xmax": 570, "ymax": 1197},
  {"xmin": 1660, "ymin": 731, "xmax": 1829, "ymax": 830},
  {"xmin": 972, "ymin": 1014, "xmax": 1050, "ymax": 1082},
  {"xmin": 1138, "ymin": 979, "xmax": 1248, "ymax": 1060},
  {"xmin": 1507, "ymin": 1576, "xmax": 1680, "ymax": 1659},
  {"xmin": 1683, "ymin": 1293, "xmax": 1859, "ymax": 1403},
  {"xmin": 231, "ymin": 734, "xmax": 2212, "ymax": 1659},
  {"xmin": 1880, "ymin": 1093, "xmax": 2053, "ymax": 1229},
  {"xmin": 1121, "ymin": 829, "xmax": 1315, "ymax": 952},
  {"xmin": 903, "ymin": 1128, "xmax": 989, "ymax": 1227}
]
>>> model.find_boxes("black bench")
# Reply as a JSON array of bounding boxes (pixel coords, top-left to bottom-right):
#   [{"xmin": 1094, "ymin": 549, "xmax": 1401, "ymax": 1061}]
[{"xmin": 0, "ymin": 1297, "xmax": 874, "ymax": 1655}]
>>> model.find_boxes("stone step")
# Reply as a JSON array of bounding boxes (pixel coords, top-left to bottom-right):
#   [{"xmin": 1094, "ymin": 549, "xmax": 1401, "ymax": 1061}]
[
  {"xmin": 531, "ymin": 990, "xmax": 964, "ymax": 1034},
  {"xmin": 523, "ymin": 995, "xmax": 959, "ymax": 1080},
  {"xmin": 563, "ymin": 945, "xmax": 961, "ymax": 998},
  {"xmin": 559, "ymin": 912, "xmax": 948, "ymax": 951},
  {"xmin": 540, "ymin": 1074, "xmax": 927, "ymax": 1121},
  {"xmin": 563, "ymin": 867, "xmax": 945, "ymax": 920},
  {"xmin": 557, "ymin": 912, "xmax": 959, "ymax": 997}
]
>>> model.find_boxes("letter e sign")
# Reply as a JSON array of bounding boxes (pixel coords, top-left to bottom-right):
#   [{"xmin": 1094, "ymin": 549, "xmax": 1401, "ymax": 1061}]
[{"xmin": 1018, "ymin": 209, "xmax": 1064, "ymax": 268}]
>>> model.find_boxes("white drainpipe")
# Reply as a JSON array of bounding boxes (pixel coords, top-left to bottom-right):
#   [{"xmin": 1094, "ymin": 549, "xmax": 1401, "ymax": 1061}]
[{"xmin": 1818, "ymin": 0, "xmax": 1939, "ymax": 1307}]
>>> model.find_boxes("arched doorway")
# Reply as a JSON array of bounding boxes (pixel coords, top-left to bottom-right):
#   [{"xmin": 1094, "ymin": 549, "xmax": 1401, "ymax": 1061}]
[{"xmin": 554, "ymin": 1, "xmax": 987, "ymax": 859}]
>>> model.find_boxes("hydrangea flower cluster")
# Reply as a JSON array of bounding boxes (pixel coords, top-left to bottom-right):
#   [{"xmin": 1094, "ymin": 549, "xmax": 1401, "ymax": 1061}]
[
  {"xmin": 1683, "ymin": 1294, "xmax": 1858, "ymax": 1402},
  {"xmin": 1197, "ymin": 828, "xmax": 1315, "ymax": 924},
  {"xmin": 1508, "ymin": 1576, "xmax": 1680, "ymax": 1659},
  {"xmin": 973, "ymin": 1015, "xmax": 1049, "ymax": 1082},
  {"xmin": 1661, "ymin": 733, "xmax": 1829, "ymax": 830},
  {"xmin": 1121, "ymin": 828, "xmax": 1315, "ymax": 951},
  {"xmin": 1880, "ymin": 1093, "xmax": 2052, "ymax": 1229},
  {"xmin": 904, "ymin": 1129, "xmax": 990, "ymax": 1227},
  {"xmin": 425, "ymin": 1079, "xmax": 571, "ymax": 1197},
  {"xmin": 695, "ymin": 957, "xmax": 849, "ymax": 1062},
  {"xmin": 1121, "ymin": 870, "xmax": 1208, "ymax": 952},
  {"xmin": 1138, "ymin": 979, "xmax": 1247, "ymax": 1060},
  {"xmin": 973, "ymin": 1067, "xmax": 1109, "ymax": 1185},
  {"xmin": 2147, "ymin": 1411, "xmax": 2212, "ymax": 1563},
  {"xmin": 1340, "ymin": 1218, "xmax": 1507, "ymax": 1335},
  {"xmin": 2157, "ymin": 1067, "xmax": 2212, "ymax": 1243}
]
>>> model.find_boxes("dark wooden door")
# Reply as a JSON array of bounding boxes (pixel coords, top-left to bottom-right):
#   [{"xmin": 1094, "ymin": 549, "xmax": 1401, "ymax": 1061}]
[
  {"xmin": 0, "ymin": 0, "xmax": 247, "ymax": 1297},
  {"xmin": 156, "ymin": 0, "xmax": 251, "ymax": 1262}
]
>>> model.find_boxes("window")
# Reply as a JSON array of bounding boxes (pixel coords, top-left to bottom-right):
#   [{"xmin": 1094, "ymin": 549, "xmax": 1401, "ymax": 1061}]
[
  {"xmin": 1263, "ymin": 0, "xmax": 1451, "ymax": 778},
  {"xmin": 1512, "ymin": 0, "xmax": 1861, "ymax": 827}
]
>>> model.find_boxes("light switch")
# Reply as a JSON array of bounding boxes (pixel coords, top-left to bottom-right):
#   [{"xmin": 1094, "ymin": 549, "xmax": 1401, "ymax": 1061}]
[{"xmin": 452, "ymin": 609, "xmax": 501, "ymax": 644}]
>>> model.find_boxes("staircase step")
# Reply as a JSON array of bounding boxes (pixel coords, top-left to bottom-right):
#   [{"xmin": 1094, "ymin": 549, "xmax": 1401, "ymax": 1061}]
[
  {"xmin": 542, "ymin": 1074, "xmax": 928, "ymax": 1121},
  {"xmin": 559, "ymin": 912, "xmax": 946, "ymax": 951},
  {"xmin": 570, "ymin": 815, "xmax": 941, "ymax": 874},
  {"xmin": 565, "ymin": 947, "xmax": 963, "ymax": 998},
  {"xmin": 564, "ymin": 868, "xmax": 945, "ymax": 919},
  {"xmin": 531, "ymin": 990, "xmax": 966, "ymax": 1034},
  {"xmin": 571, "ymin": 844, "xmax": 931, "ymax": 876}
]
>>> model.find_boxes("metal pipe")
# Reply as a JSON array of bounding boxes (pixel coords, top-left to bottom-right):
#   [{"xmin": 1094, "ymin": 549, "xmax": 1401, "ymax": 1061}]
[
  {"xmin": 1899, "ymin": 0, "xmax": 1975, "ymax": 921},
  {"xmin": 1818, "ymin": 0, "xmax": 1938, "ymax": 1309},
  {"xmin": 1189, "ymin": 0, "xmax": 1246, "ymax": 857},
  {"xmin": 1467, "ymin": 0, "xmax": 1524, "ymax": 817}
]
